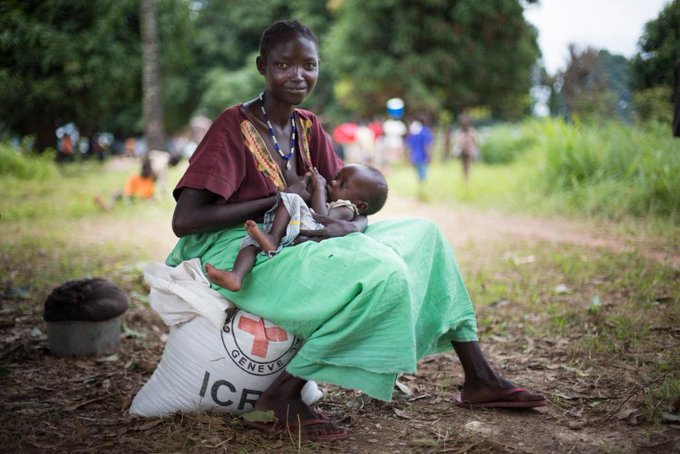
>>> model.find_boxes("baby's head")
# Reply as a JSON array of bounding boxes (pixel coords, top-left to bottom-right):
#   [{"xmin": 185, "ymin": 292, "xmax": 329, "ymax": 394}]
[{"xmin": 327, "ymin": 164, "xmax": 388, "ymax": 216}]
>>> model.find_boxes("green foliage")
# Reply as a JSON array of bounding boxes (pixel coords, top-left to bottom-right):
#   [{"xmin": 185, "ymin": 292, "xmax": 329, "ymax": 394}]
[
  {"xmin": 633, "ymin": 86, "xmax": 674, "ymax": 124},
  {"xmin": 0, "ymin": 143, "xmax": 59, "ymax": 180},
  {"xmin": 534, "ymin": 119, "xmax": 680, "ymax": 219},
  {"xmin": 189, "ymin": 0, "xmax": 335, "ymax": 117},
  {"xmin": 597, "ymin": 50, "xmax": 633, "ymax": 121},
  {"xmin": 0, "ymin": 0, "xmax": 141, "ymax": 148},
  {"xmin": 0, "ymin": 0, "xmax": 195, "ymax": 147},
  {"xmin": 325, "ymin": 0, "xmax": 538, "ymax": 119},
  {"xmin": 389, "ymin": 119, "xmax": 679, "ymax": 222},
  {"xmin": 559, "ymin": 46, "xmax": 619, "ymax": 121},
  {"xmin": 631, "ymin": 0, "xmax": 680, "ymax": 90},
  {"xmin": 478, "ymin": 123, "xmax": 536, "ymax": 164},
  {"xmin": 196, "ymin": 61, "xmax": 262, "ymax": 118},
  {"xmin": 630, "ymin": 0, "xmax": 679, "ymax": 123}
]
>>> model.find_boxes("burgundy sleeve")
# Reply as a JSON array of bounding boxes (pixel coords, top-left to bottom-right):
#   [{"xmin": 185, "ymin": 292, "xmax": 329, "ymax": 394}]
[{"xmin": 173, "ymin": 107, "xmax": 245, "ymax": 201}]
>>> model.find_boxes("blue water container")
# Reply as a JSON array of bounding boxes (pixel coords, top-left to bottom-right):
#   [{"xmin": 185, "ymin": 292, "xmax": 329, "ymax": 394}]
[{"xmin": 386, "ymin": 98, "xmax": 404, "ymax": 119}]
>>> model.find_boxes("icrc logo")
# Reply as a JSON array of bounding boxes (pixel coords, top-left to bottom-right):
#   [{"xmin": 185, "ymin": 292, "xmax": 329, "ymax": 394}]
[{"xmin": 221, "ymin": 311, "xmax": 302, "ymax": 376}]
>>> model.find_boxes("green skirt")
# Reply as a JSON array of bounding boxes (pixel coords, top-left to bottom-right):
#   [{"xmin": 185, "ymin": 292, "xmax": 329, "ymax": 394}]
[{"xmin": 166, "ymin": 218, "xmax": 477, "ymax": 401}]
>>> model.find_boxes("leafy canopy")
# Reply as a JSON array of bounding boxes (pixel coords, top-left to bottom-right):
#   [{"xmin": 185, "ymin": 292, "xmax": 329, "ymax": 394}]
[{"xmin": 325, "ymin": 0, "xmax": 539, "ymax": 119}]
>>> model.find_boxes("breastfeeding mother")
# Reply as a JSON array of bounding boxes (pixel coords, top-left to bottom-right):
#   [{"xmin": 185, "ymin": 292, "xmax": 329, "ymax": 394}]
[{"xmin": 168, "ymin": 20, "xmax": 546, "ymax": 441}]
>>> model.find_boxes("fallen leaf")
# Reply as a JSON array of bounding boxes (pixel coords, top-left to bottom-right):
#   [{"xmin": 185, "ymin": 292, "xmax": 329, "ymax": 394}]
[
  {"xmin": 96, "ymin": 354, "xmax": 119, "ymax": 362},
  {"xmin": 661, "ymin": 412, "xmax": 680, "ymax": 423},
  {"xmin": 588, "ymin": 294, "xmax": 602, "ymax": 314},
  {"xmin": 122, "ymin": 323, "xmax": 147, "ymax": 339},
  {"xmin": 616, "ymin": 406, "xmax": 639, "ymax": 421},
  {"xmin": 554, "ymin": 284, "xmax": 570, "ymax": 295},
  {"xmin": 134, "ymin": 419, "xmax": 164, "ymax": 431},
  {"xmin": 393, "ymin": 408, "xmax": 412, "ymax": 419},
  {"xmin": 395, "ymin": 378, "xmax": 413, "ymax": 397},
  {"xmin": 64, "ymin": 394, "xmax": 111, "ymax": 411},
  {"xmin": 241, "ymin": 410, "xmax": 275, "ymax": 423},
  {"xmin": 567, "ymin": 420, "xmax": 584, "ymax": 430},
  {"xmin": 654, "ymin": 296, "xmax": 673, "ymax": 304},
  {"xmin": 0, "ymin": 287, "xmax": 30, "ymax": 299}
]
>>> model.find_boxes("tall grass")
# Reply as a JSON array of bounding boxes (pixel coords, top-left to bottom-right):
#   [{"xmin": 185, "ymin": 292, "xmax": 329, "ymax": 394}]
[
  {"xmin": 478, "ymin": 122, "xmax": 537, "ymax": 164},
  {"xmin": 0, "ymin": 143, "xmax": 59, "ymax": 180},
  {"xmin": 390, "ymin": 119, "xmax": 679, "ymax": 223},
  {"xmin": 533, "ymin": 119, "xmax": 679, "ymax": 220}
]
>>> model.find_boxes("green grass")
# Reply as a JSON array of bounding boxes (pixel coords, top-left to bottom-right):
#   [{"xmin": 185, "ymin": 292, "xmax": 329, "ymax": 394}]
[
  {"xmin": 0, "ymin": 155, "xmax": 183, "ymax": 307},
  {"xmin": 386, "ymin": 159, "xmax": 531, "ymax": 207},
  {"xmin": 460, "ymin": 241, "xmax": 680, "ymax": 420},
  {"xmin": 533, "ymin": 119, "xmax": 679, "ymax": 220},
  {"xmin": 393, "ymin": 118, "xmax": 680, "ymax": 224}
]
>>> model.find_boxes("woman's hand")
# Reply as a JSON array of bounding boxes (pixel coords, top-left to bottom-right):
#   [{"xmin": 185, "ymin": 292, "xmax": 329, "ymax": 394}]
[
  {"xmin": 299, "ymin": 210, "xmax": 367, "ymax": 241},
  {"xmin": 285, "ymin": 173, "xmax": 312, "ymax": 204}
]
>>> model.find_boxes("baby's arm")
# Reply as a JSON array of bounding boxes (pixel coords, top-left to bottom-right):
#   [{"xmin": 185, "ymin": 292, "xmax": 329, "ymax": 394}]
[
  {"xmin": 309, "ymin": 167, "xmax": 329, "ymax": 215},
  {"xmin": 328, "ymin": 205, "xmax": 355, "ymax": 221},
  {"xmin": 309, "ymin": 167, "xmax": 356, "ymax": 221}
]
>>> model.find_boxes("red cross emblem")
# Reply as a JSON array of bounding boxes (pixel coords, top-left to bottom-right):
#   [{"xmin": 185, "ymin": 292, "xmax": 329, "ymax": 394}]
[{"xmin": 238, "ymin": 315, "xmax": 289, "ymax": 358}]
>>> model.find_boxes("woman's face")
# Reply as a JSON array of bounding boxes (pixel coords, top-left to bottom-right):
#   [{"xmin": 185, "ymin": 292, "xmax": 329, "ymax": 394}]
[{"xmin": 258, "ymin": 33, "xmax": 319, "ymax": 106}]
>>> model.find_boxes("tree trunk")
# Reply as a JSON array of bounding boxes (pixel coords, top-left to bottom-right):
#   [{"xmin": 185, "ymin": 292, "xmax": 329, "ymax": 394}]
[
  {"xmin": 34, "ymin": 112, "xmax": 57, "ymax": 153},
  {"xmin": 140, "ymin": 0, "xmax": 165, "ymax": 153}
]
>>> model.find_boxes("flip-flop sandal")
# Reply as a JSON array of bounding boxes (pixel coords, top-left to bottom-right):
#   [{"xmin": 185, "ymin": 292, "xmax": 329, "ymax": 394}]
[
  {"xmin": 454, "ymin": 387, "xmax": 549, "ymax": 408},
  {"xmin": 242, "ymin": 411, "xmax": 348, "ymax": 442}
]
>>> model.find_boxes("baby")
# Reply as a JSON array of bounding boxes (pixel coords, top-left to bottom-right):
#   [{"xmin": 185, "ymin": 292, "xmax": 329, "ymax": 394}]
[{"xmin": 205, "ymin": 164, "xmax": 388, "ymax": 291}]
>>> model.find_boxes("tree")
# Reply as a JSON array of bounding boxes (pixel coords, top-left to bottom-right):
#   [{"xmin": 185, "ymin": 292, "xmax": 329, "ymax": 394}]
[
  {"xmin": 0, "ymin": 0, "xmax": 141, "ymax": 151},
  {"xmin": 324, "ymin": 0, "xmax": 539, "ymax": 120},
  {"xmin": 631, "ymin": 0, "xmax": 680, "ymax": 90},
  {"xmin": 0, "ymin": 0, "xmax": 194, "ymax": 151},
  {"xmin": 558, "ymin": 45, "xmax": 618, "ymax": 121},
  {"xmin": 597, "ymin": 50, "xmax": 633, "ymax": 121},
  {"xmin": 141, "ymin": 0, "xmax": 165, "ymax": 152},
  {"xmin": 630, "ymin": 0, "xmax": 679, "ymax": 123},
  {"xmin": 189, "ymin": 0, "xmax": 335, "ymax": 118}
]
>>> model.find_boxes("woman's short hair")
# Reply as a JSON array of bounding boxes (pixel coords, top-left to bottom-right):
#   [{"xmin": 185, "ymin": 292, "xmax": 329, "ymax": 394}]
[{"xmin": 259, "ymin": 20, "xmax": 319, "ymax": 61}]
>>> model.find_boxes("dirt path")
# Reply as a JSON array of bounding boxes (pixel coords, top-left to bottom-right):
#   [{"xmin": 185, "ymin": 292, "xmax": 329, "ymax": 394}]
[
  {"xmin": 83, "ymin": 191, "xmax": 678, "ymax": 270},
  {"xmin": 85, "ymin": 156, "xmax": 679, "ymax": 268}
]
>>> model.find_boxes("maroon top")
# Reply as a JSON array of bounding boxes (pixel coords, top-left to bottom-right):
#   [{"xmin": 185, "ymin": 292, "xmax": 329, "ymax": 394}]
[{"xmin": 174, "ymin": 105, "xmax": 343, "ymax": 203}]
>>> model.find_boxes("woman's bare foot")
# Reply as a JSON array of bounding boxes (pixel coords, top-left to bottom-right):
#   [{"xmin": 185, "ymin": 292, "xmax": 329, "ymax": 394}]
[
  {"xmin": 205, "ymin": 263, "xmax": 242, "ymax": 291},
  {"xmin": 249, "ymin": 373, "xmax": 347, "ymax": 441},
  {"xmin": 456, "ymin": 377, "xmax": 547, "ymax": 408},
  {"xmin": 452, "ymin": 341, "xmax": 547, "ymax": 408},
  {"xmin": 244, "ymin": 220, "xmax": 278, "ymax": 253}
]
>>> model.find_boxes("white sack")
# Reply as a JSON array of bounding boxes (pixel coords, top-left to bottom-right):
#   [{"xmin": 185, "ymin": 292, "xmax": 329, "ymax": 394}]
[{"xmin": 129, "ymin": 260, "xmax": 322, "ymax": 417}]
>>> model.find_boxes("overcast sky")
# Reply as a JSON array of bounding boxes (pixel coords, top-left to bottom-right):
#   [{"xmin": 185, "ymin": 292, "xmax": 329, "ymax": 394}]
[{"xmin": 523, "ymin": 0, "xmax": 672, "ymax": 74}]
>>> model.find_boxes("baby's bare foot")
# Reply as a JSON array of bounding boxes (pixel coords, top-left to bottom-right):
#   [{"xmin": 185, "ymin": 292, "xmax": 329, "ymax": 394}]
[
  {"xmin": 205, "ymin": 263, "xmax": 242, "ymax": 291},
  {"xmin": 244, "ymin": 220, "xmax": 277, "ymax": 253}
]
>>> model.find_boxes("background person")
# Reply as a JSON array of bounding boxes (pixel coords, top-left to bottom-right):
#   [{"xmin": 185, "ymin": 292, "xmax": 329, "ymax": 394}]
[
  {"xmin": 453, "ymin": 113, "xmax": 479, "ymax": 185},
  {"xmin": 405, "ymin": 113, "xmax": 434, "ymax": 198},
  {"xmin": 95, "ymin": 159, "xmax": 156, "ymax": 210}
]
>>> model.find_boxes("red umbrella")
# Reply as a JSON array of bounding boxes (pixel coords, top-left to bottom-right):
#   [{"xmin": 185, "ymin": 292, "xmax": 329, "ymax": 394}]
[{"xmin": 332, "ymin": 122, "xmax": 359, "ymax": 144}]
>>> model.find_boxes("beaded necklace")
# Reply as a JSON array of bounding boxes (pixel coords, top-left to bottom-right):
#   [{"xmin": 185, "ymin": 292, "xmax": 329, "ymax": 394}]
[{"xmin": 259, "ymin": 92, "xmax": 296, "ymax": 170}]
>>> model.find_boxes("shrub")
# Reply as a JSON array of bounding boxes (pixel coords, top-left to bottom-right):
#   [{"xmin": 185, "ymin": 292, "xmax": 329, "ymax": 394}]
[
  {"xmin": 0, "ymin": 143, "xmax": 59, "ymax": 180},
  {"xmin": 535, "ymin": 118, "xmax": 680, "ymax": 219},
  {"xmin": 479, "ymin": 123, "xmax": 536, "ymax": 164}
]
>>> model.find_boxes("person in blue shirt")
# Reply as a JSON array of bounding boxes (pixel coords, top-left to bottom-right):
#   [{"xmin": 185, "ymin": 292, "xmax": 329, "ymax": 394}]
[{"xmin": 405, "ymin": 113, "xmax": 434, "ymax": 197}]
